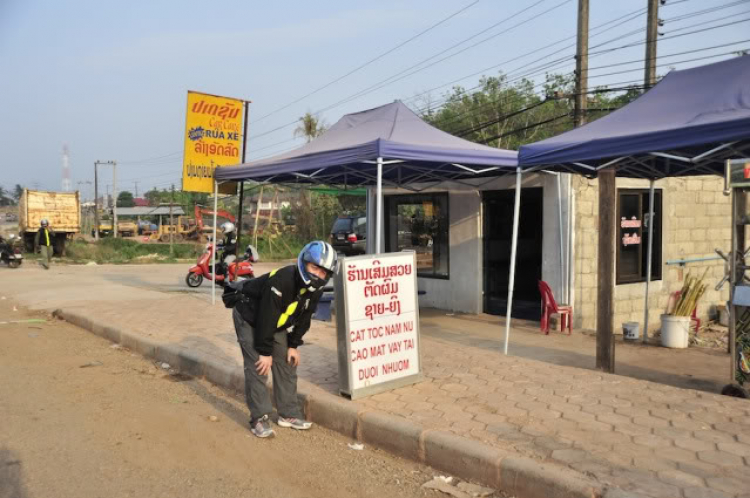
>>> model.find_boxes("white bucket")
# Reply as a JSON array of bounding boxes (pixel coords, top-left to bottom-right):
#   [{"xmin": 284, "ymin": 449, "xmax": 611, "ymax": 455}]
[
  {"xmin": 720, "ymin": 306, "xmax": 729, "ymax": 327},
  {"xmin": 660, "ymin": 315, "xmax": 690, "ymax": 348},
  {"xmin": 623, "ymin": 322, "xmax": 640, "ymax": 341}
]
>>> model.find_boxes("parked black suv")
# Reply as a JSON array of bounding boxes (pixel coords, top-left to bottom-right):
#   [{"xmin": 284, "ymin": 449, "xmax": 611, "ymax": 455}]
[{"xmin": 330, "ymin": 215, "xmax": 366, "ymax": 255}]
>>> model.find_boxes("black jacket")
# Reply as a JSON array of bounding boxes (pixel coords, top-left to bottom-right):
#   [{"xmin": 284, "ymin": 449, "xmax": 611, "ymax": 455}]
[
  {"xmin": 236, "ymin": 265, "xmax": 322, "ymax": 356},
  {"xmin": 220, "ymin": 233, "xmax": 237, "ymax": 262},
  {"xmin": 34, "ymin": 228, "xmax": 55, "ymax": 248}
]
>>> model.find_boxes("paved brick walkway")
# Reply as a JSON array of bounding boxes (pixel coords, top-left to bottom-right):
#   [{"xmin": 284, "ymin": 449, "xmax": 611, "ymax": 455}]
[{"xmin": 6, "ymin": 265, "xmax": 750, "ymax": 498}]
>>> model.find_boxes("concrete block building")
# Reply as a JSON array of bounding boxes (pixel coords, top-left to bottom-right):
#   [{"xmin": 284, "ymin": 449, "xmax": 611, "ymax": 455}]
[{"xmin": 368, "ymin": 173, "xmax": 731, "ymax": 333}]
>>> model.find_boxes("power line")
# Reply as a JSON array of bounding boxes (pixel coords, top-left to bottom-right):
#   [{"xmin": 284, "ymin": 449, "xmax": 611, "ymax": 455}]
[
  {"xmin": 588, "ymin": 16, "xmax": 750, "ymax": 57},
  {"xmin": 405, "ymin": 5, "xmax": 648, "ymax": 109},
  {"xmin": 477, "ymin": 112, "xmax": 571, "ymax": 145},
  {"xmin": 413, "ymin": 0, "xmax": 748, "ymax": 115},
  {"xmin": 247, "ymin": 0, "xmax": 566, "ymax": 142},
  {"xmin": 586, "ymin": 48, "xmax": 750, "ymax": 80},
  {"xmin": 251, "ymin": 0, "xmax": 482, "ymax": 123},
  {"xmin": 417, "ymin": 35, "xmax": 750, "ymax": 139},
  {"xmin": 108, "ymin": 0, "xmax": 730, "ymax": 167},
  {"xmin": 665, "ymin": 0, "xmax": 750, "ymax": 23},
  {"xmin": 453, "ymin": 99, "xmax": 552, "ymax": 137},
  {"xmin": 119, "ymin": 151, "xmax": 182, "ymax": 165},
  {"xmin": 321, "ymin": 0, "xmax": 573, "ymax": 114},
  {"xmin": 581, "ymin": 38, "xmax": 750, "ymax": 74}
]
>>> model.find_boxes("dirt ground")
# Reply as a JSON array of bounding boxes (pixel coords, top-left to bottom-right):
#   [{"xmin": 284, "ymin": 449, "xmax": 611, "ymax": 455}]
[{"xmin": 0, "ymin": 298, "xmax": 500, "ymax": 498}]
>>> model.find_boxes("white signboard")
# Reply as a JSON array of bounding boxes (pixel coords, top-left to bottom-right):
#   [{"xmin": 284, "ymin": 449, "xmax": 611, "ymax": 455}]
[{"xmin": 335, "ymin": 252, "xmax": 422, "ymax": 399}]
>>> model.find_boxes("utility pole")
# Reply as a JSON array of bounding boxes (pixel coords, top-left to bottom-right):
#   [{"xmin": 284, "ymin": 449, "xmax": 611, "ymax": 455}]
[
  {"xmin": 76, "ymin": 180, "xmax": 92, "ymax": 202},
  {"xmin": 95, "ymin": 161, "xmax": 116, "ymax": 241},
  {"xmin": 134, "ymin": 181, "xmax": 139, "ymax": 198},
  {"xmin": 644, "ymin": 0, "xmax": 660, "ymax": 88},
  {"xmin": 571, "ymin": 0, "xmax": 614, "ymax": 373},
  {"xmin": 112, "ymin": 161, "xmax": 118, "ymax": 238},
  {"xmin": 574, "ymin": 0, "xmax": 589, "ymax": 127},
  {"xmin": 170, "ymin": 184, "xmax": 175, "ymax": 256},
  {"xmin": 93, "ymin": 162, "xmax": 99, "ymax": 240},
  {"xmin": 77, "ymin": 181, "xmax": 92, "ymax": 235},
  {"xmin": 596, "ymin": 168, "xmax": 616, "ymax": 373},
  {"xmin": 641, "ymin": 0, "xmax": 661, "ymax": 345}
]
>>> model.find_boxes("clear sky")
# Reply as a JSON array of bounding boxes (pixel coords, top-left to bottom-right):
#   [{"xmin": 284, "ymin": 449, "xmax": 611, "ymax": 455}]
[{"xmin": 1, "ymin": 0, "xmax": 748, "ymax": 199}]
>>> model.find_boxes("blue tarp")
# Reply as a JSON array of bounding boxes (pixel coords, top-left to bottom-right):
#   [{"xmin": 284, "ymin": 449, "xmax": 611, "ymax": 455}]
[
  {"xmin": 519, "ymin": 57, "xmax": 750, "ymax": 176},
  {"xmin": 215, "ymin": 101, "xmax": 517, "ymax": 186}
]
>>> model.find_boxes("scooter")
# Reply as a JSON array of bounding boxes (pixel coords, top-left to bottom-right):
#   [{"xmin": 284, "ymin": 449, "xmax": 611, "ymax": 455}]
[
  {"xmin": 0, "ymin": 234, "xmax": 23, "ymax": 268},
  {"xmin": 185, "ymin": 241, "xmax": 258, "ymax": 288}
]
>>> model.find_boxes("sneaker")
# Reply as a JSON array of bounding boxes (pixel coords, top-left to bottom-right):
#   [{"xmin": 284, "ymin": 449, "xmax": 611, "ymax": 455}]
[
  {"xmin": 277, "ymin": 416, "xmax": 312, "ymax": 430},
  {"xmin": 250, "ymin": 415, "xmax": 275, "ymax": 438}
]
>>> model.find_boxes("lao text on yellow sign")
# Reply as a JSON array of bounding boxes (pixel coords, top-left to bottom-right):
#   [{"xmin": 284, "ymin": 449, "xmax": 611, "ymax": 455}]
[{"xmin": 182, "ymin": 91, "xmax": 244, "ymax": 194}]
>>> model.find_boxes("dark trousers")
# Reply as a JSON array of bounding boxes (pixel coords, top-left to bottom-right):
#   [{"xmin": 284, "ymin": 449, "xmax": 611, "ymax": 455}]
[{"xmin": 232, "ymin": 308, "xmax": 303, "ymax": 421}]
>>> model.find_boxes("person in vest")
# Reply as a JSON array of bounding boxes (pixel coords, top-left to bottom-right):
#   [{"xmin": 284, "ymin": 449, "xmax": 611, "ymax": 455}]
[
  {"xmin": 232, "ymin": 241, "xmax": 337, "ymax": 438},
  {"xmin": 34, "ymin": 219, "xmax": 55, "ymax": 270}
]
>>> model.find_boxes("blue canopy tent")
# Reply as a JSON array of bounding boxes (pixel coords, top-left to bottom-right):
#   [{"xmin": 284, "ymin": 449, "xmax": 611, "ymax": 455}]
[
  {"xmin": 213, "ymin": 102, "xmax": 520, "ymax": 318},
  {"xmin": 216, "ymin": 101, "xmax": 517, "ymax": 251},
  {"xmin": 520, "ymin": 56, "xmax": 750, "ymax": 177},
  {"xmin": 518, "ymin": 56, "xmax": 750, "ymax": 371}
]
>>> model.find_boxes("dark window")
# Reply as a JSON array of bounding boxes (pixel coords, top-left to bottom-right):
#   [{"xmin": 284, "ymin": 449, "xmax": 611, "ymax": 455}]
[
  {"xmin": 616, "ymin": 189, "xmax": 662, "ymax": 284},
  {"xmin": 331, "ymin": 218, "xmax": 353, "ymax": 233},
  {"xmin": 385, "ymin": 193, "xmax": 449, "ymax": 279},
  {"xmin": 354, "ymin": 216, "xmax": 367, "ymax": 236}
]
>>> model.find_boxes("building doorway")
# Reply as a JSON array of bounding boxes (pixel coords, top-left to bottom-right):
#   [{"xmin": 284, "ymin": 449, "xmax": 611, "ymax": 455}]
[{"xmin": 483, "ymin": 188, "xmax": 543, "ymax": 319}]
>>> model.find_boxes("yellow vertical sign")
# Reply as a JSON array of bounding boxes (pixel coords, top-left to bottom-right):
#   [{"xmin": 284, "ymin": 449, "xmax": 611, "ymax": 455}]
[{"xmin": 182, "ymin": 91, "xmax": 244, "ymax": 194}]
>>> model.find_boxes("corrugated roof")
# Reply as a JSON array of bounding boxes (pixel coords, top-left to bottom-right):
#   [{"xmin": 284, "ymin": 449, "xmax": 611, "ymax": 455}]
[{"xmin": 115, "ymin": 206, "xmax": 185, "ymax": 216}]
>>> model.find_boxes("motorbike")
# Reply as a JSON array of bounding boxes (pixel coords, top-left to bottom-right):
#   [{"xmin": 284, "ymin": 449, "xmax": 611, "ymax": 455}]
[
  {"xmin": 0, "ymin": 234, "xmax": 23, "ymax": 268},
  {"xmin": 185, "ymin": 241, "xmax": 258, "ymax": 288}
]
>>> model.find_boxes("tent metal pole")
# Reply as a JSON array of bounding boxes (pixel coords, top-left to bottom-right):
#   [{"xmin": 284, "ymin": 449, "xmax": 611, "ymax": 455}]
[
  {"xmin": 557, "ymin": 173, "xmax": 565, "ymax": 302},
  {"xmin": 376, "ymin": 157, "xmax": 383, "ymax": 253},
  {"xmin": 643, "ymin": 179, "xmax": 656, "ymax": 343},
  {"xmin": 568, "ymin": 174, "xmax": 575, "ymax": 307},
  {"xmin": 212, "ymin": 180, "xmax": 218, "ymax": 306},
  {"xmin": 365, "ymin": 188, "xmax": 373, "ymax": 254},
  {"xmin": 504, "ymin": 167, "xmax": 522, "ymax": 355}
]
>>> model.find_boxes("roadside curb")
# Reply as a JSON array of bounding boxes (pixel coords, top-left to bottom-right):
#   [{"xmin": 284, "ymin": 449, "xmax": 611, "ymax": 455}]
[{"xmin": 54, "ymin": 308, "xmax": 606, "ymax": 498}]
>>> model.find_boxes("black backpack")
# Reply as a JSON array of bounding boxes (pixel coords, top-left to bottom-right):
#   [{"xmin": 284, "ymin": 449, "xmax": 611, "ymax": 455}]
[{"xmin": 222, "ymin": 279, "xmax": 249, "ymax": 308}]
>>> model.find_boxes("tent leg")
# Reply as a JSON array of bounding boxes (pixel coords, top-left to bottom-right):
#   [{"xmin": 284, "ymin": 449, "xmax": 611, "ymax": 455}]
[
  {"xmin": 504, "ymin": 167, "xmax": 522, "ymax": 355},
  {"xmin": 376, "ymin": 157, "xmax": 383, "ymax": 254},
  {"xmin": 643, "ymin": 179, "xmax": 656, "ymax": 343},
  {"xmin": 557, "ymin": 173, "xmax": 565, "ymax": 302},
  {"xmin": 237, "ymin": 181, "xmax": 245, "ymax": 252},
  {"xmin": 212, "ymin": 180, "xmax": 218, "ymax": 306}
]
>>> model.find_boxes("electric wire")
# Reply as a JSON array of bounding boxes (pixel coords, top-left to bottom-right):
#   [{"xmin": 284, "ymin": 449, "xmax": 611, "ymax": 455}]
[
  {"xmin": 411, "ymin": 0, "xmax": 750, "ymax": 115},
  {"xmin": 247, "ymin": 0, "xmax": 567, "ymax": 142},
  {"xmin": 317, "ymin": 0, "xmax": 573, "ymax": 115},
  {"xmin": 251, "ymin": 0, "xmax": 482, "ymax": 124}
]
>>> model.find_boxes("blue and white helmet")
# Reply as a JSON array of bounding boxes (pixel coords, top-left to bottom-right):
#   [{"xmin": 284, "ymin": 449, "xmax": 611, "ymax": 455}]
[{"xmin": 297, "ymin": 241, "xmax": 337, "ymax": 290}]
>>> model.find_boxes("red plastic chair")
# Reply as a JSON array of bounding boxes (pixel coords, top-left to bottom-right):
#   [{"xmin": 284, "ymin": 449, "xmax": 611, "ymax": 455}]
[{"xmin": 538, "ymin": 280, "xmax": 572, "ymax": 335}]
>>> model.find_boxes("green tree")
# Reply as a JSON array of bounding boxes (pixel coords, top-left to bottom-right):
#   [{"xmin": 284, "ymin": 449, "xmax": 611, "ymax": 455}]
[
  {"xmin": 421, "ymin": 72, "xmax": 640, "ymax": 149},
  {"xmin": 0, "ymin": 186, "xmax": 12, "ymax": 206},
  {"xmin": 117, "ymin": 190, "xmax": 135, "ymax": 207},
  {"xmin": 294, "ymin": 112, "xmax": 328, "ymax": 143},
  {"xmin": 143, "ymin": 188, "xmax": 162, "ymax": 206},
  {"xmin": 13, "ymin": 184, "xmax": 24, "ymax": 201}
]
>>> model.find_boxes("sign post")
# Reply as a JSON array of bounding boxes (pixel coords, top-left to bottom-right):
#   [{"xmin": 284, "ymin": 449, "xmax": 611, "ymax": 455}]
[{"xmin": 335, "ymin": 252, "xmax": 422, "ymax": 399}]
